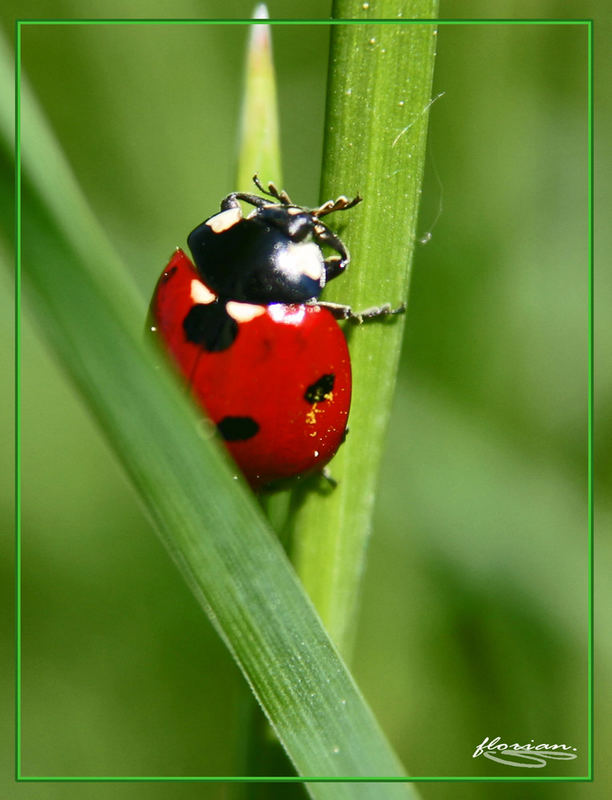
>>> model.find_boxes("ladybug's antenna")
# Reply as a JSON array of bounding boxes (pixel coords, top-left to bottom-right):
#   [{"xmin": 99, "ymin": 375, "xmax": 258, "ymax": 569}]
[{"xmin": 252, "ymin": 174, "xmax": 293, "ymax": 205}]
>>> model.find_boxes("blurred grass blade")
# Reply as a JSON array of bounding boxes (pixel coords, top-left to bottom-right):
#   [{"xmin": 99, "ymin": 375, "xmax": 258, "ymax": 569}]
[
  {"xmin": 3, "ymin": 29, "xmax": 419, "ymax": 793},
  {"xmin": 236, "ymin": 4, "xmax": 282, "ymax": 191},
  {"xmin": 289, "ymin": 3, "xmax": 439, "ymax": 656}
]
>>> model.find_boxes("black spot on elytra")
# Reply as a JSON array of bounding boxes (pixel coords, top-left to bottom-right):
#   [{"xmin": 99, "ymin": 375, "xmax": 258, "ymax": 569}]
[
  {"xmin": 304, "ymin": 373, "xmax": 335, "ymax": 404},
  {"xmin": 217, "ymin": 416, "xmax": 260, "ymax": 442},
  {"xmin": 183, "ymin": 303, "xmax": 238, "ymax": 352}
]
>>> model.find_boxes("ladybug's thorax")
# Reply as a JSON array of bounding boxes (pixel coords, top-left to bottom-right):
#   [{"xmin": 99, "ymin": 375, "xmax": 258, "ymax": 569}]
[
  {"xmin": 187, "ymin": 181, "xmax": 357, "ymax": 306},
  {"xmin": 188, "ymin": 206, "xmax": 327, "ymax": 305}
]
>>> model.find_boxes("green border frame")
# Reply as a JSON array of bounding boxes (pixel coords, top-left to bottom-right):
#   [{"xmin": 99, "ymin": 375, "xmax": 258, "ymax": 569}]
[{"xmin": 14, "ymin": 16, "xmax": 594, "ymax": 784}]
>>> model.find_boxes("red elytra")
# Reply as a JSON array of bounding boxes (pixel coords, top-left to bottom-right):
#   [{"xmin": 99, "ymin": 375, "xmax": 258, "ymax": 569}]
[{"xmin": 150, "ymin": 249, "xmax": 351, "ymax": 488}]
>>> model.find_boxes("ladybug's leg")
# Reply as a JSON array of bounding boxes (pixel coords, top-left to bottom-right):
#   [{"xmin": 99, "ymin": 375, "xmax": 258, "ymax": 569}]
[
  {"xmin": 221, "ymin": 192, "xmax": 269, "ymax": 211},
  {"xmin": 324, "ymin": 256, "xmax": 345, "ymax": 282},
  {"xmin": 313, "ymin": 194, "xmax": 362, "ymax": 218},
  {"xmin": 315, "ymin": 196, "xmax": 363, "ymax": 282},
  {"xmin": 221, "ymin": 179, "xmax": 295, "ymax": 211},
  {"xmin": 314, "ymin": 300, "xmax": 406, "ymax": 324},
  {"xmin": 314, "ymin": 222, "xmax": 351, "ymax": 281},
  {"xmin": 321, "ymin": 466, "xmax": 338, "ymax": 489}
]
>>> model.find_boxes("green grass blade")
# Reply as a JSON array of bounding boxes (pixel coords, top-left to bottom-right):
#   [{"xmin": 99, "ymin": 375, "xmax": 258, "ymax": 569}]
[
  {"xmin": 236, "ymin": 4, "xmax": 282, "ymax": 191},
  {"xmin": 3, "ymin": 29, "xmax": 418, "ymax": 794},
  {"xmin": 289, "ymin": 3, "xmax": 439, "ymax": 657}
]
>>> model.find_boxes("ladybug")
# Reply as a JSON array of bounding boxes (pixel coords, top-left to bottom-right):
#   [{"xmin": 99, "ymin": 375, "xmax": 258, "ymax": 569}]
[{"xmin": 150, "ymin": 176, "xmax": 403, "ymax": 489}]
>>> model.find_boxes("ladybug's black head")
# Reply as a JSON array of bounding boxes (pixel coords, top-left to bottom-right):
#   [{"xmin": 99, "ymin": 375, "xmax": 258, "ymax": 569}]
[
  {"xmin": 187, "ymin": 175, "xmax": 362, "ymax": 305},
  {"xmin": 252, "ymin": 205, "xmax": 317, "ymax": 243}
]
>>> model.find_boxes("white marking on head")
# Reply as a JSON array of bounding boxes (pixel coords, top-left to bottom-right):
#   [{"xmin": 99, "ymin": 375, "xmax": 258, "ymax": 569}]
[
  {"xmin": 205, "ymin": 207, "xmax": 242, "ymax": 233},
  {"xmin": 190, "ymin": 279, "xmax": 216, "ymax": 304},
  {"xmin": 226, "ymin": 301, "xmax": 266, "ymax": 323},
  {"xmin": 278, "ymin": 241, "xmax": 325, "ymax": 283}
]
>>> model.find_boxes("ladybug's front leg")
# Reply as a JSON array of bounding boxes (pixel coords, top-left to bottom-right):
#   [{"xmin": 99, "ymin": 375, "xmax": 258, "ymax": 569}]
[
  {"xmin": 220, "ymin": 192, "xmax": 269, "ymax": 211},
  {"xmin": 315, "ymin": 223, "xmax": 351, "ymax": 282},
  {"xmin": 221, "ymin": 174, "xmax": 296, "ymax": 212},
  {"xmin": 314, "ymin": 300, "xmax": 406, "ymax": 324}
]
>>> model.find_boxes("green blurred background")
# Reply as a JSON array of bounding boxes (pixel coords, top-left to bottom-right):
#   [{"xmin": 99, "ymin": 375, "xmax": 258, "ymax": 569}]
[{"xmin": 1, "ymin": 0, "xmax": 607, "ymax": 797}]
